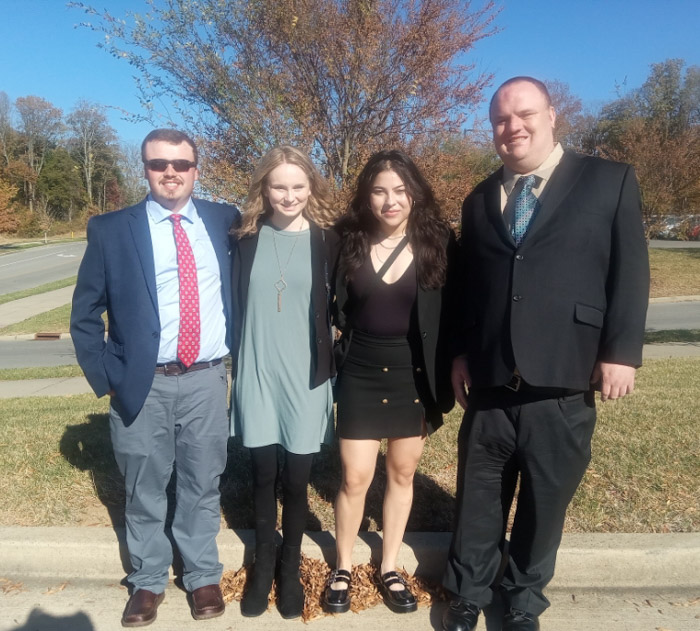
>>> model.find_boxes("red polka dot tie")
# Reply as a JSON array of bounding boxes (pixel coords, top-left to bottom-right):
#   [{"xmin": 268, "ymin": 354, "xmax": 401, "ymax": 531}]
[{"xmin": 169, "ymin": 213, "xmax": 200, "ymax": 367}]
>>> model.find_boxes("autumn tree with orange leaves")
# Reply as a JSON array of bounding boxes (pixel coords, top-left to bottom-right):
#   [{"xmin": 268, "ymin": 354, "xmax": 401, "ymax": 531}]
[{"xmin": 71, "ymin": 0, "xmax": 498, "ymax": 200}]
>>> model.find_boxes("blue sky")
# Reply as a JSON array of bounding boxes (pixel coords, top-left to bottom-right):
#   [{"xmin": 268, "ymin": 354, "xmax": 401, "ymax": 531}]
[{"xmin": 1, "ymin": 0, "xmax": 699, "ymax": 145}]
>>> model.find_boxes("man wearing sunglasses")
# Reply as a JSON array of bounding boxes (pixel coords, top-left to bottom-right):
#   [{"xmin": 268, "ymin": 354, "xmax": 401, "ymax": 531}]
[{"xmin": 71, "ymin": 129, "xmax": 238, "ymax": 627}]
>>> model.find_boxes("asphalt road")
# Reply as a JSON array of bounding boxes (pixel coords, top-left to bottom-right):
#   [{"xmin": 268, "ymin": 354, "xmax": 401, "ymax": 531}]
[
  {"xmin": 646, "ymin": 301, "xmax": 700, "ymax": 331},
  {"xmin": 2, "ymin": 298, "xmax": 699, "ymax": 369},
  {"xmin": 0, "ymin": 241, "xmax": 86, "ymax": 295},
  {"xmin": 649, "ymin": 239, "xmax": 700, "ymax": 249},
  {"xmin": 0, "ymin": 338, "xmax": 78, "ymax": 368}
]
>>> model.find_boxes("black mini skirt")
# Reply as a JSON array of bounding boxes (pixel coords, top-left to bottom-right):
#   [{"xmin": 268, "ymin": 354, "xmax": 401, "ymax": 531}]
[{"xmin": 335, "ymin": 330, "xmax": 426, "ymax": 439}]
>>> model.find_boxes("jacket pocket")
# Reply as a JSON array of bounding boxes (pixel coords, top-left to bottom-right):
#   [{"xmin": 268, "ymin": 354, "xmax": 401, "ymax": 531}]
[
  {"xmin": 105, "ymin": 338, "xmax": 125, "ymax": 357},
  {"xmin": 574, "ymin": 303, "xmax": 604, "ymax": 328}
]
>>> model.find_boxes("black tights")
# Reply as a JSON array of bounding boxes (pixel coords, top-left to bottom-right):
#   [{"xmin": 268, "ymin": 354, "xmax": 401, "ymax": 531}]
[{"xmin": 249, "ymin": 445, "xmax": 314, "ymax": 547}]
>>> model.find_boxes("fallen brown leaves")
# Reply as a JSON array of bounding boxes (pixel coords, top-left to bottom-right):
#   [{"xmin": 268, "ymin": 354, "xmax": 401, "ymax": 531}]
[
  {"xmin": 220, "ymin": 553, "xmax": 448, "ymax": 623},
  {"xmin": 0, "ymin": 577, "xmax": 25, "ymax": 594}
]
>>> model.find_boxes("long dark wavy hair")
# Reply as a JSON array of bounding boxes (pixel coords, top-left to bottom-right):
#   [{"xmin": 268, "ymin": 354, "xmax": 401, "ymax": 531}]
[{"xmin": 340, "ymin": 149, "xmax": 449, "ymax": 289}]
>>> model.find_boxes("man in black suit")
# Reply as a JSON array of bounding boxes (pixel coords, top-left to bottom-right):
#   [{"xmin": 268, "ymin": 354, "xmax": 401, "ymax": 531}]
[{"xmin": 442, "ymin": 77, "xmax": 649, "ymax": 631}]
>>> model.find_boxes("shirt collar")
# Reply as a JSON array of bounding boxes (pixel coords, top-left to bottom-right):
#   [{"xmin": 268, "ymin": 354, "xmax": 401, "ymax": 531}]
[
  {"xmin": 146, "ymin": 194, "xmax": 197, "ymax": 224},
  {"xmin": 502, "ymin": 143, "xmax": 564, "ymax": 196}
]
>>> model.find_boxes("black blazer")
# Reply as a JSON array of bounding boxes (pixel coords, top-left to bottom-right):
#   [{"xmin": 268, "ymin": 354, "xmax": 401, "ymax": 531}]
[
  {"xmin": 335, "ymin": 229, "xmax": 457, "ymax": 433},
  {"xmin": 230, "ymin": 220, "xmax": 341, "ymax": 387},
  {"xmin": 454, "ymin": 150, "xmax": 650, "ymax": 391},
  {"xmin": 71, "ymin": 198, "xmax": 238, "ymax": 425}
]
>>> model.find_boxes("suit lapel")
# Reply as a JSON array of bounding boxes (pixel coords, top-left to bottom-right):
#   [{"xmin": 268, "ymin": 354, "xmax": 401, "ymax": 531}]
[
  {"xmin": 481, "ymin": 169, "xmax": 514, "ymax": 247},
  {"xmin": 525, "ymin": 151, "xmax": 585, "ymax": 243},
  {"xmin": 127, "ymin": 202, "xmax": 158, "ymax": 313}
]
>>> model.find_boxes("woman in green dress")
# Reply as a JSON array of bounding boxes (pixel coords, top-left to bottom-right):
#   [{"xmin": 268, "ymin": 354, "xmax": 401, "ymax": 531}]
[{"xmin": 229, "ymin": 146, "xmax": 340, "ymax": 618}]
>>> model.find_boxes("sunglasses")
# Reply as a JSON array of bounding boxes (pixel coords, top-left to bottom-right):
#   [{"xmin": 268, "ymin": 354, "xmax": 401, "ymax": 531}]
[{"xmin": 144, "ymin": 159, "xmax": 197, "ymax": 172}]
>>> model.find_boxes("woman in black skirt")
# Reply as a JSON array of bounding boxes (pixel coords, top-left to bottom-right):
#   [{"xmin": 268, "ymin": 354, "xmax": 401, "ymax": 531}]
[{"xmin": 323, "ymin": 150, "xmax": 455, "ymax": 614}]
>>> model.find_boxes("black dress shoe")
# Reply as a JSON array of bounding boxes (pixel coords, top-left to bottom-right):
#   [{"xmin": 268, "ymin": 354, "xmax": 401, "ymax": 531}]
[
  {"xmin": 503, "ymin": 608, "xmax": 540, "ymax": 630},
  {"xmin": 442, "ymin": 599, "xmax": 480, "ymax": 631},
  {"xmin": 121, "ymin": 590, "xmax": 164, "ymax": 627},
  {"xmin": 377, "ymin": 570, "xmax": 417, "ymax": 613},
  {"xmin": 190, "ymin": 584, "xmax": 225, "ymax": 620},
  {"xmin": 322, "ymin": 568, "xmax": 351, "ymax": 613}
]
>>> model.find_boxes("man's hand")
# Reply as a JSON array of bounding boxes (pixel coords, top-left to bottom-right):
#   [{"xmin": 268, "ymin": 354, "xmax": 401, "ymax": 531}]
[
  {"xmin": 590, "ymin": 361, "xmax": 636, "ymax": 402},
  {"xmin": 451, "ymin": 355, "xmax": 471, "ymax": 410}
]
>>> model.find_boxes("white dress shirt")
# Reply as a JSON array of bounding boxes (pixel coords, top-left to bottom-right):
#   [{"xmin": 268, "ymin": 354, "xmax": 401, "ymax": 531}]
[{"xmin": 146, "ymin": 195, "xmax": 229, "ymax": 364}]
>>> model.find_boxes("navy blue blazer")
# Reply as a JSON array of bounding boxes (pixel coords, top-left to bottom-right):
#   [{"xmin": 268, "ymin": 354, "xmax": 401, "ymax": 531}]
[{"xmin": 70, "ymin": 198, "xmax": 239, "ymax": 425}]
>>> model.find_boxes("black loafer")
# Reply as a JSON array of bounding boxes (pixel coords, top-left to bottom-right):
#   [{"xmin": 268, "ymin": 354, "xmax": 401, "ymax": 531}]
[
  {"xmin": 503, "ymin": 608, "xmax": 540, "ymax": 630},
  {"xmin": 442, "ymin": 599, "xmax": 480, "ymax": 631},
  {"xmin": 322, "ymin": 569, "xmax": 351, "ymax": 613},
  {"xmin": 377, "ymin": 570, "xmax": 417, "ymax": 614}
]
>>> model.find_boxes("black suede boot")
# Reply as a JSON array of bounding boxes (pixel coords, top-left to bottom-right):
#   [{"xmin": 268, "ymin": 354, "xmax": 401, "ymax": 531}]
[
  {"xmin": 241, "ymin": 542, "xmax": 277, "ymax": 617},
  {"xmin": 276, "ymin": 544, "xmax": 304, "ymax": 619}
]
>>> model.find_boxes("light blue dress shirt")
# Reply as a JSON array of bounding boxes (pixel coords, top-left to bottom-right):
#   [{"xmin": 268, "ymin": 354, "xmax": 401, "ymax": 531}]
[{"xmin": 146, "ymin": 195, "xmax": 229, "ymax": 364}]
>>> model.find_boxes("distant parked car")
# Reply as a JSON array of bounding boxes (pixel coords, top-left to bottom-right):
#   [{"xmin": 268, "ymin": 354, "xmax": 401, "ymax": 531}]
[{"xmin": 646, "ymin": 214, "xmax": 699, "ymax": 240}]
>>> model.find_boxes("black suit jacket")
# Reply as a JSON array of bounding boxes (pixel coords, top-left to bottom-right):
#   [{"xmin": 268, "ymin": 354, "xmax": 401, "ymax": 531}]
[
  {"xmin": 230, "ymin": 221, "xmax": 341, "ymax": 387},
  {"xmin": 70, "ymin": 198, "xmax": 239, "ymax": 425},
  {"xmin": 455, "ymin": 150, "xmax": 650, "ymax": 391}
]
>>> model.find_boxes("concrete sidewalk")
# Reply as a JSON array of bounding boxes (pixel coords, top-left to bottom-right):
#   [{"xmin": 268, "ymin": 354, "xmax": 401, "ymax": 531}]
[
  {"xmin": 1, "ymin": 527, "xmax": 699, "ymax": 631},
  {"xmin": 0, "ymin": 286, "xmax": 75, "ymax": 328}
]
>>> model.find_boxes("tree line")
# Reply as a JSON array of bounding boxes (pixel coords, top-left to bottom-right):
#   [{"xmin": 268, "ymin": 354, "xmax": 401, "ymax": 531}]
[
  {"xmin": 2, "ymin": 1, "xmax": 698, "ymax": 239},
  {"xmin": 0, "ymin": 95, "xmax": 147, "ymax": 235}
]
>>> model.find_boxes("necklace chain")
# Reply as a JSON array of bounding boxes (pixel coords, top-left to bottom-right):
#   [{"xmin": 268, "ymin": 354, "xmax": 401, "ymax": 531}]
[{"xmin": 271, "ymin": 221, "xmax": 304, "ymax": 312}]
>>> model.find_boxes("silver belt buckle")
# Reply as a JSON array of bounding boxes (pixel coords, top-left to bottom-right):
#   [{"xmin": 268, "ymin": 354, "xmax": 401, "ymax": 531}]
[{"xmin": 505, "ymin": 374, "xmax": 522, "ymax": 392}]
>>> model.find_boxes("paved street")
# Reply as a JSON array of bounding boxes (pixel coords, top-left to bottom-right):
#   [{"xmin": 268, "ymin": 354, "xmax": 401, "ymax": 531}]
[
  {"xmin": 646, "ymin": 300, "xmax": 700, "ymax": 330},
  {"xmin": 0, "ymin": 338, "xmax": 77, "ymax": 369},
  {"xmin": 0, "ymin": 242, "xmax": 86, "ymax": 295}
]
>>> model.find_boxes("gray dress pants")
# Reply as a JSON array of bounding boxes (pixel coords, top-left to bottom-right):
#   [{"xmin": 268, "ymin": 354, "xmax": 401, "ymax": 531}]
[{"xmin": 109, "ymin": 361, "xmax": 228, "ymax": 593}]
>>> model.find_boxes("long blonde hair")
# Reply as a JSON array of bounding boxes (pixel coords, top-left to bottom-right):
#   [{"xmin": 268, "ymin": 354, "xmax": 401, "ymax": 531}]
[{"xmin": 236, "ymin": 146, "xmax": 338, "ymax": 237}]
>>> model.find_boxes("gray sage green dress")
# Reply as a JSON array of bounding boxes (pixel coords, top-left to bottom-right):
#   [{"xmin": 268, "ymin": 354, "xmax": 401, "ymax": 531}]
[{"xmin": 231, "ymin": 224, "xmax": 334, "ymax": 454}]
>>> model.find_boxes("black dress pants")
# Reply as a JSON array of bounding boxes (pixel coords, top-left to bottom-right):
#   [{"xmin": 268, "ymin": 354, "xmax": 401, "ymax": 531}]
[{"xmin": 443, "ymin": 387, "xmax": 596, "ymax": 615}]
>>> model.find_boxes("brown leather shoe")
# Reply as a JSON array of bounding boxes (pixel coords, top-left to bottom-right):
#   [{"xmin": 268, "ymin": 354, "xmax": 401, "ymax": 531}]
[
  {"xmin": 121, "ymin": 590, "xmax": 164, "ymax": 627},
  {"xmin": 190, "ymin": 584, "xmax": 225, "ymax": 620}
]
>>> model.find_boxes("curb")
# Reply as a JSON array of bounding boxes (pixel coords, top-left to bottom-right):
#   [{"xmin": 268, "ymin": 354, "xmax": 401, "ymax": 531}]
[
  {"xmin": 1, "ymin": 527, "xmax": 698, "ymax": 590},
  {"xmin": 0, "ymin": 333, "xmax": 72, "ymax": 341}
]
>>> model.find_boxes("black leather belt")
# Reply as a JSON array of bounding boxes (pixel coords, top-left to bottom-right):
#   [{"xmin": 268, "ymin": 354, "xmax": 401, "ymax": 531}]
[{"xmin": 155, "ymin": 358, "xmax": 222, "ymax": 376}]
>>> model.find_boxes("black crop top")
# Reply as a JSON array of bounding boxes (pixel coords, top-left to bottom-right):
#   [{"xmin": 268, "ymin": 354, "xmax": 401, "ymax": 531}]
[{"xmin": 347, "ymin": 256, "xmax": 417, "ymax": 336}]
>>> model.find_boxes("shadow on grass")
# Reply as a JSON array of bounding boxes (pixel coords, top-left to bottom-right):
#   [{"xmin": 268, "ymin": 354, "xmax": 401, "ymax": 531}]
[
  {"xmin": 59, "ymin": 413, "xmax": 125, "ymax": 528},
  {"xmin": 220, "ymin": 438, "xmax": 455, "ymax": 535}
]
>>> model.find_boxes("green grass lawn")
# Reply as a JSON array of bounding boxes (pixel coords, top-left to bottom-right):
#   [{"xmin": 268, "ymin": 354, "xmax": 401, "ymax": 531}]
[
  {"xmin": 0, "ymin": 277, "xmax": 77, "ymax": 306},
  {"xmin": 1, "ymin": 358, "xmax": 697, "ymax": 532},
  {"xmin": 649, "ymin": 248, "xmax": 700, "ymax": 298},
  {"xmin": 0, "ymin": 365, "xmax": 85, "ymax": 380}
]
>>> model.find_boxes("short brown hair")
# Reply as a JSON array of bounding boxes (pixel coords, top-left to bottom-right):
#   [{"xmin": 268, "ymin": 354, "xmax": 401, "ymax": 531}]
[
  {"xmin": 141, "ymin": 129, "xmax": 199, "ymax": 165},
  {"xmin": 489, "ymin": 76, "xmax": 552, "ymax": 121}
]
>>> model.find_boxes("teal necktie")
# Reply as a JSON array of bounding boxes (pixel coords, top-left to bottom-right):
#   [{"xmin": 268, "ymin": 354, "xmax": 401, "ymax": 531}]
[{"xmin": 513, "ymin": 175, "xmax": 538, "ymax": 246}]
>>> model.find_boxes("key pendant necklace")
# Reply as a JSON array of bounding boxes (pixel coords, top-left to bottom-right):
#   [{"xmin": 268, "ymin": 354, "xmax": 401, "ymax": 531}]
[{"xmin": 271, "ymin": 221, "xmax": 303, "ymax": 312}]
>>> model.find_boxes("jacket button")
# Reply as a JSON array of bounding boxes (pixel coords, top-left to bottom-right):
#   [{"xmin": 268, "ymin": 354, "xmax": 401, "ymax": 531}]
[
  {"xmin": 152, "ymin": 332, "xmax": 159, "ymax": 338},
  {"xmin": 315, "ymin": 311, "xmax": 320, "ymax": 319},
  {"xmin": 317, "ymin": 337, "xmax": 323, "ymax": 344},
  {"xmin": 415, "ymin": 367, "xmax": 422, "ymax": 373},
  {"xmin": 515, "ymin": 254, "xmax": 524, "ymax": 261},
  {"xmin": 414, "ymin": 398, "xmax": 420, "ymax": 404},
  {"xmin": 381, "ymin": 398, "xmax": 388, "ymax": 404},
  {"xmin": 422, "ymin": 331, "xmax": 427, "ymax": 338},
  {"xmin": 513, "ymin": 295, "xmax": 522, "ymax": 302},
  {"xmin": 382, "ymin": 367, "xmax": 389, "ymax": 372}
]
